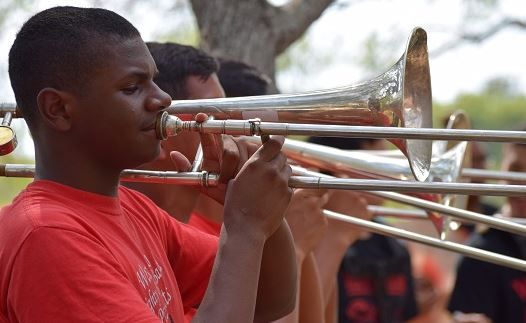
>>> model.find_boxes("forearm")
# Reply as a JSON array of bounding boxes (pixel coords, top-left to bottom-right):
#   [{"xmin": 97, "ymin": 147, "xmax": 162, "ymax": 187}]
[
  {"xmin": 298, "ymin": 253, "xmax": 325, "ymax": 323},
  {"xmin": 256, "ymin": 220, "xmax": 297, "ymax": 322},
  {"xmin": 272, "ymin": 238, "xmax": 326, "ymax": 323},
  {"xmin": 194, "ymin": 226, "xmax": 265, "ymax": 323},
  {"xmin": 271, "ymin": 250, "xmax": 303, "ymax": 323},
  {"xmin": 313, "ymin": 233, "xmax": 353, "ymax": 307}
]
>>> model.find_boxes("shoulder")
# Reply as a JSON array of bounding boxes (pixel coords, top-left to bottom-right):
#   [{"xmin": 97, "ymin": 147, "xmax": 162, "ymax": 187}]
[
  {"xmin": 118, "ymin": 185, "xmax": 165, "ymax": 217},
  {"xmin": 456, "ymin": 229, "xmax": 518, "ymax": 276},
  {"xmin": 117, "ymin": 185, "xmax": 175, "ymax": 233},
  {"xmin": 0, "ymin": 182, "xmax": 82, "ymax": 235}
]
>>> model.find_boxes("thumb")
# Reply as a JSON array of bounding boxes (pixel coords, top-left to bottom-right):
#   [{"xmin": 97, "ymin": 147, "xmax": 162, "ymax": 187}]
[{"xmin": 170, "ymin": 151, "xmax": 192, "ymax": 172}]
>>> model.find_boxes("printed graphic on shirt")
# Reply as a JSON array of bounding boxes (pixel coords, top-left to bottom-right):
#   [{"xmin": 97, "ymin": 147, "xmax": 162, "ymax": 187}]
[
  {"xmin": 512, "ymin": 278, "xmax": 526, "ymax": 301},
  {"xmin": 386, "ymin": 274, "xmax": 407, "ymax": 296},
  {"xmin": 345, "ymin": 299, "xmax": 378, "ymax": 322},
  {"xmin": 341, "ymin": 273, "xmax": 409, "ymax": 323},
  {"xmin": 136, "ymin": 255, "xmax": 173, "ymax": 322}
]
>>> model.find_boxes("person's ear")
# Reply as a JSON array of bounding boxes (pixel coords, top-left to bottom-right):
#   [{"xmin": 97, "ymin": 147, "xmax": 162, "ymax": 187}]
[{"xmin": 36, "ymin": 88, "xmax": 75, "ymax": 131}]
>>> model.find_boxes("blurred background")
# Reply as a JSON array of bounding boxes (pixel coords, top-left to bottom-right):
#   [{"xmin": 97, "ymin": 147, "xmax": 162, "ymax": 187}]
[{"xmin": 1, "ymin": 0, "xmax": 525, "ymax": 205}]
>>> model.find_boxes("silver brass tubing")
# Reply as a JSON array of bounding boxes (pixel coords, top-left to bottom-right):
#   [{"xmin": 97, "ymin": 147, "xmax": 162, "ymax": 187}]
[
  {"xmin": 3, "ymin": 28, "xmax": 434, "ymax": 181},
  {"xmin": 164, "ymin": 27, "xmax": 433, "ymax": 183},
  {"xmin": 0, "ymin": 164, "xmax": 219, "ymax": 187},
  {"xmin": 364, "ymin": 149, "xmax": 526, "ymax": 183},
  {"xmin": 323, "ymin": 209, "xmax": 526, "ymax": 272},
  {"xmin": 191, "ymin": 144, "xmax": 204, "ymax": 172},
  {"xmin": 159, "ymin": 115, "xmax": 526, "ymax": 144},
  {"xmin": 461, "ymin": 168, "xmax": 526, "ymax": 183},
  {"xmin": 121, "ymin": 169, "xmax": 219, "ymax": 187},
  {"xmin": 368, "ymin": 205, "xmax": 429, "ymax": 220},
  {"xmin": 0, "ymin": 104, "xmax": 20, "ymax": 118},
  {"xmin": 1, "ymin": 112, "xmax": 12, "ymax": 126},
  {"xmin": 1, "ymin": 164, "xmax": 35, "ymax": 177},
  {"xmin": 7, "ymin": 163, "xmax": 524, "ymax": 196},
  {"xmin": 5, "ymin": 163, "xmax": 526, "ymax": 236},
  {"xmin": 290, "ymin": 165, "xmax": 526, "ymax": 237},
  {"xmin": 288, "ymin": 176, "xmax": 526, "ymax": 196},
  {"xmin": 369, "ymin": 205, "xmax": 526, "ymax": 226}
]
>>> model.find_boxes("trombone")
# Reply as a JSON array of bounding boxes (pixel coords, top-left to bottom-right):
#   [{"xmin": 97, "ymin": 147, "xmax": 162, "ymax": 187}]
[
  {"xmin": 2, "ymin": 27, "xmax": 435, "ymax": 181},
  {"xmin": 367, "ymin": 205, "xmax": 526, "ymax": 226},
  {"xmin": 323, "ymin": 209, "xmax": 526, "ymax": 272},
  {"xmin": 2, "ymin": 163, "xmax": 525, "ymax": 271},
  {"xmin": 3, "ymin": 163, "xmax": 526, "ymax": 237}
]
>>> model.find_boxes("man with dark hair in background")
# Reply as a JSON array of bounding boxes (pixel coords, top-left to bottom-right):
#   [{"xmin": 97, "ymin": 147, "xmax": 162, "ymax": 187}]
[{"xmin": 216, "ymin": 58, "xmax": 272, "ymax": 97}]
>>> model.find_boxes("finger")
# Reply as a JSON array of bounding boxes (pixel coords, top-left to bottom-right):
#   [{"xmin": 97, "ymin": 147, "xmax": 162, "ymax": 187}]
[
  {"xmin": 219, "ymin": 136, "xmax": 240, "ymax": 183},
  {"xmin": 254, "ymin": 135, "xmax": 285, "ymax": 162},
  {"xmin": 200, "ymin": 133, "xmax": 222, "ymax": 173},
  {"xmin": 233, "ymin": 136, "xmax": 265, "ymax": 178},
  {"xmin": 194, "ymin": 113, "xmax": 222, "ymax": 173},
  {"xmin": 195, "ymin": 112, "xmax": 208, "ymax": 123},
  {"xmin": 298, "ymin": 188, "xmax": 329, "ymax": 198},
  {"xmin": 300, "ymin": 189, "xmax": 329, "ymax": 208},
  {"xmin": 269, "ymin": 151, "xmax": 288, "ymax": 170},
  {"xmin": 319, "ymin": 190, "xmax": 330, "ymax": 206},
  {"xmin": 231, "ymin": 136, "xmax": 251, "ymax": 173},
  {"xmin": 235, "ymin": 136, "xmax": 261, "ymax": 158},
  {"xmin": 358, "ymin": 196, "xmax": 369, "ymax": 206},
  {"xmin": 169, "ymin": 151, "xmax": 192, "ymax": 172},
  {"xmin": 282, "ymin": 163, "xmax": 293, "ymax": 181}
]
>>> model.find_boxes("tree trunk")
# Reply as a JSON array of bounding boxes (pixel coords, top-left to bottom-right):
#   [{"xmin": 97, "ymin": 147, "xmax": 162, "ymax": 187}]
[{"xmin": 190, "ymin": 0, "xmax": 335, "ymax": 86}]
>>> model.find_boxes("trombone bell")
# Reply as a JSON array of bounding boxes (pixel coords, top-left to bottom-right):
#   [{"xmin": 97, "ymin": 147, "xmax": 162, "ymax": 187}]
[{"xmin": 165, "ymin": 27, "xmax": 433, "ymax": 181}]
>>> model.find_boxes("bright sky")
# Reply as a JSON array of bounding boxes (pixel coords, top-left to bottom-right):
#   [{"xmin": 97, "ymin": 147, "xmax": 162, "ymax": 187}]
[
  {"xmin": 1, "ymin": 0, "xmax": 525, "ymax": 158},
  {"xmin": 277, "ymin": 0, "xmax": 526, "ymax": 102}
]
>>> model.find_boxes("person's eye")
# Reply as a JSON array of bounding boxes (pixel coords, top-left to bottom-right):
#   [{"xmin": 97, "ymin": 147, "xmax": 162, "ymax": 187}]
[{"xmin": 122, "ymin": 85, "xmax": 139, "ymax": 95}]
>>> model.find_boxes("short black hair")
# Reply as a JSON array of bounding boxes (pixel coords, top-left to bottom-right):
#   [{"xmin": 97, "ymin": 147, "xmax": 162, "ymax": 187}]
[
  {"xmin": 307, "ymin": 136, "xmax": 379, "ymax": 150},
  {"xmin": 217, "ymin": 58, "xmax": 272, "ymax": 97},
  {"xmin": 9, "ymin": 6, "xmax": 141, "ymax": 130},
  {"xmin": 146, "ymin": 42, "xmax": 219, "ymax": 99}
]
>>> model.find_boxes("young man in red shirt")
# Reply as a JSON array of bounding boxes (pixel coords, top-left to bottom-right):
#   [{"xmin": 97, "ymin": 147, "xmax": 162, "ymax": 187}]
[{"xmin": 0, "ymin": 6, "xmax": 297, "ymax": 322}]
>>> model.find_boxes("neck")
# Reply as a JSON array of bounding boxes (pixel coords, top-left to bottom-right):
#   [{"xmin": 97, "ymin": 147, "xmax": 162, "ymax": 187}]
[{"xmin": 34, "ymin": 140, "xmax": 121, "ymax": 197}]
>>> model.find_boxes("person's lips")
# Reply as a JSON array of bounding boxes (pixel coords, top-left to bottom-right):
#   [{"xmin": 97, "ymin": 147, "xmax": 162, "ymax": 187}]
[{"xmin": 141, "ymin": 122, "xmax": 155, "ymax": 131}]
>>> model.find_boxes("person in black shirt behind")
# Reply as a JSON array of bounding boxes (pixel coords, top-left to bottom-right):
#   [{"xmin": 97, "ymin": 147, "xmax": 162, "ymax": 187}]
[
  {"xmin": 307, "ymin": 136, "xmax": 419, "ymax": 323},
  {"xmin": 448, "ymin": 124, "xmax": 526, "ymax": 323}
]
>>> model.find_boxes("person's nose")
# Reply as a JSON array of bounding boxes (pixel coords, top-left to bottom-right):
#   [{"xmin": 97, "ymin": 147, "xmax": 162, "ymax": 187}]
[{"xmin": 146, "ymin": 83, "xmax": 172, "ymax": 112}]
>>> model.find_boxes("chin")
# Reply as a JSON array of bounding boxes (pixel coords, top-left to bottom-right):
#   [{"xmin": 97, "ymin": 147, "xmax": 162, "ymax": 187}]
[{"xmin": 125, "ymin": 147, "xmax": 162, "ymax": 170}]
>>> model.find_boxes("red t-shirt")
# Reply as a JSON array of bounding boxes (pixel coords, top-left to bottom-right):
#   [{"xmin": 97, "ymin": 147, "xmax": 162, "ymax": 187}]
[
  {"xmin": 0, "ymin": 180, "xmax": 218, "ymax": 323},
  {"xmin": 188, "ymin": 212, "xmax": 222, "ymax": 237}
]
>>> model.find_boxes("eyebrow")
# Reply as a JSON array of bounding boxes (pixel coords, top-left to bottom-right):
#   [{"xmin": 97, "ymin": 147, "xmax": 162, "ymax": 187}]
[{"xmin": 120, "ymin": 69, "xmax": 158, "ymax": 83}]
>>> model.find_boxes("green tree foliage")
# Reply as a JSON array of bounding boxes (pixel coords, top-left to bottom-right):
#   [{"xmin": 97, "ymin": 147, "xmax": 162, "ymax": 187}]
[{"xmin": 434, "ymin": 77, "xmax": 526, "ymax": 166}]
